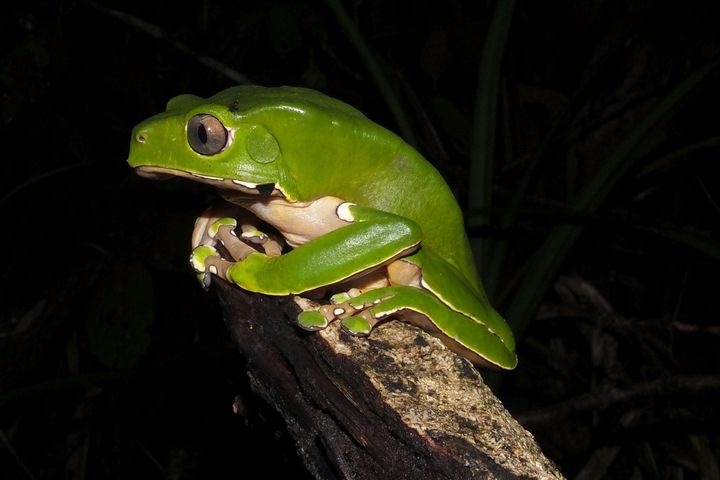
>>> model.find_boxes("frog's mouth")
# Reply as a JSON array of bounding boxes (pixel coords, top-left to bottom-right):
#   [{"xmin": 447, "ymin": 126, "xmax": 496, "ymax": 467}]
[{"xmin": 134, "ymin": 166, "xmax": 285, "ymax": 198}]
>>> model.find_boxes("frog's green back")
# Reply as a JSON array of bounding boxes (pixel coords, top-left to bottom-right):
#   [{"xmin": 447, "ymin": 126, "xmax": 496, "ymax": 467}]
[{"xmin": 210, "ymin": 86, "xmax": 481, "ymax": 291}]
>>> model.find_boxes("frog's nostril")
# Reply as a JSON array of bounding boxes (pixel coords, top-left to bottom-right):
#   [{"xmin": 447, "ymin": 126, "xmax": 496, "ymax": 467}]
[{"xmin": 136, "ymin": 132, "xmax": 148, "ymax": 144}]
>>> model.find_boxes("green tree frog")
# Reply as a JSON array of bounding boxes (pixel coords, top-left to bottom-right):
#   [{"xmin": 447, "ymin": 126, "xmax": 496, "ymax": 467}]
[{"xmin": 128, "ymin": 86, "xmax": 517, "ymax": 370}]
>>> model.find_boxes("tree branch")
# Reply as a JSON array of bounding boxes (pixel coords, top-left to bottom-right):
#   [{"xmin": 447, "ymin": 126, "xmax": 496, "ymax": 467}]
[{"xmin": 214, "ymin": 279, "xmax": 561, "ymax": 479}]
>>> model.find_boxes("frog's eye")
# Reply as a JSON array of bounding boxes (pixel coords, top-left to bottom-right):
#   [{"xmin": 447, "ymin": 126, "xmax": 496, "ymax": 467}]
[{"xmin": 187, "ymin": 114, "xmax": 228, "ymax": 155}]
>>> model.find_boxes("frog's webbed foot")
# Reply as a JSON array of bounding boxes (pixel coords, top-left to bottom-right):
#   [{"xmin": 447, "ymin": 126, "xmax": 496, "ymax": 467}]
[
  {"xmin": 296, "ymin": 259, "xmax": 423, "ymax": 334},
  {"xmin": 297, "ymin": 287, "xmax": 373, "ymax": 332},
  {"xmin": 297, "ymin": 286, "xmax": 406, "ymax": 336},
  {"xmin": 190, "ymin": 205, "xmax": 284, "ymax": 287}
]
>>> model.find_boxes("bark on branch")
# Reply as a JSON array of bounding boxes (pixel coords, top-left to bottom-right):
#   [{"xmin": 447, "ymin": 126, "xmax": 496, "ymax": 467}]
[{"xmin": 214, "ymin": 279, "xmax": 562, "ymax": 479}]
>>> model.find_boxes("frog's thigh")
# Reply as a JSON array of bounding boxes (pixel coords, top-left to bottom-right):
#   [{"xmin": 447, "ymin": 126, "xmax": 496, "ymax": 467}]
[
  {"xmin": 335, "ymin": 269, "xmax": 391, "ymax": 296},
  {"xmin": 387, "ymin": 259, "xmax": 422, "ymax": 287}
]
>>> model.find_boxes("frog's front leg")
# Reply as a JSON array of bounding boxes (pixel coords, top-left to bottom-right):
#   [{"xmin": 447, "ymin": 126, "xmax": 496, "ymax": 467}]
[
  {"xmin": 192, "ymin": 204, "xmax": 284, "ymax": 257},
  {"xmin": 225, "ymin": 203, "xmax": 421, "ymax": 295},
  {"xmin": 190, "ymin": 205, "xmax": 284, "ymax": 286}
]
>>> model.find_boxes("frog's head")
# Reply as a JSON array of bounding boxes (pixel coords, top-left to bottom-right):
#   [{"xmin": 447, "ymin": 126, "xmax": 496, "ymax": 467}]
[{"xmin": 128, "ymin": 89, "xmax": 294, "ymax": 199}]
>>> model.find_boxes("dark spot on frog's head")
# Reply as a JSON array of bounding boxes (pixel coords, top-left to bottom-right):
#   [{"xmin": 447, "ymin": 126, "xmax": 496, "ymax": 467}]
[
  {"xmin": 229, "ymin": 100, "xmax": 241, "ymax": 112},
  {"xmin": 414, "ymin": 335, "xmax": 428, "ymax": 347}
]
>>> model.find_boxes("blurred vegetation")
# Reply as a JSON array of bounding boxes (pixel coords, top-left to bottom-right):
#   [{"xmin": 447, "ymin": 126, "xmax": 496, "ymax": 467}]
[{"xmin": 1, "ymin": 0, "xmax": 719, "ymax": 478}]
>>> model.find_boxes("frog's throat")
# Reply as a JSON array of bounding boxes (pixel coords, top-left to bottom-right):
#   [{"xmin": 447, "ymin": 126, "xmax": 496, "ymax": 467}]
[{"xmin": 134, "ymin": 166, "xmax": 286, "ymax": 198}]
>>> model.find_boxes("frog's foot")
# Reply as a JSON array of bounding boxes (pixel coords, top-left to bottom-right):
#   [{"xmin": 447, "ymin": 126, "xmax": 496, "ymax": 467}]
[
  {"xmin": 297, "ymin": 301, "xmax": 377, "ymax": 334},
  {"xmin": 190, "ymin": 220, "xmax": 262, "ymax": 289},
  {"xmin": 191, "ymin": 208, "xmax": 286, "ymax": 287},
  {"xmin": 302, "ymin": 259, "xmax": 417, "ymax": 329},
  {"xmin": 297, "ymin": 287, "xmax": 403, "ymax": 336},
  {"xmin": 323, "ymin": 260, "xmax": 431, "ymax": 336},
  {"xmin": 333, "ymin": 287, "xmax": 402, "ymax": 336},
  {"xmin": 326, "ymin": 285, "xmax": 457, "ymax": 338},
  {"xmin": 193, "ymin": 206, "xmax": 284, "ymax": 259},
  {"xmin": 190, "ymin": 217, "xmax": 265, "ymax": 287}
]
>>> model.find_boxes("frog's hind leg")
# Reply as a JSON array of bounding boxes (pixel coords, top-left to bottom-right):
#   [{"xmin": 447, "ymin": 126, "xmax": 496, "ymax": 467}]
[
  {"xmin": 334, "ymin": 285, "xmax": 518, "ymax": 369},
  {"xmin": 297, "ymin": 259, "xmax": 423, "ymax": 334}
]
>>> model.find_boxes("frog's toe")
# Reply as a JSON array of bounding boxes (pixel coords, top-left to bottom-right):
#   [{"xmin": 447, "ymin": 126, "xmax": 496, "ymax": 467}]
[
  {"xmin": 297, "ymin": 310, "xmax": 329, "ymax": 331},
  {"xmin": 329, "ymin": 288, "xmax": 364, "ymax": 305},
  {"xmin": 209, "ymin": 217, "xmax": 238, "ymax": 238},
  {"xmin": 330, "ymin": 292, "xmax": 352, "ymax": 304},
  {"xmin": 260, "ymin": 234, "xmax": 284, "ymax": 257},
  {"xmin": 192, "ymin": 205, "xmax": 242, "ymax": 249},
  {"xmin": 239, "ymin": 227, "xmax": 267, "ymax": 243},
  {"xmin": 196, "ymin": 271, "xmax": 212, "ymax": 289},
  {"xmin": 190, "ymin": 245, "xmax": 219, "ymax": 273},
  {"xmin": 191, "ymin": 245, "xmax": 218, "ymax": 289},
  {"xmin": 240, "ymin": 229, "xmax": 284, "ymax": 257},
  {"xmin": 340, "ymin": 311, "xmax": 377, "ymax": 336},
  {"xmin": 190, "ymin": 245, "xmax": 234, "ymax": 288},
  {"xmin": 213, "ymin": 222, "xmax": 260, "ymax": 261}
]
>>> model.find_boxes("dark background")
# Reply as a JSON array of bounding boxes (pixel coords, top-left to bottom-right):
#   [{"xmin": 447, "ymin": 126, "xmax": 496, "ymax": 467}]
[{"xmin": 2, "ymin": 0, "xmax": 719, "ymax": 478}]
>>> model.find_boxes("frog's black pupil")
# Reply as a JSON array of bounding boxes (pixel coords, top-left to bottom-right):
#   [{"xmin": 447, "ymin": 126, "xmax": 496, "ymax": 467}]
[{"xmin": 197, "ymin": 124, "xmax": 208, "ymax": 144}]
